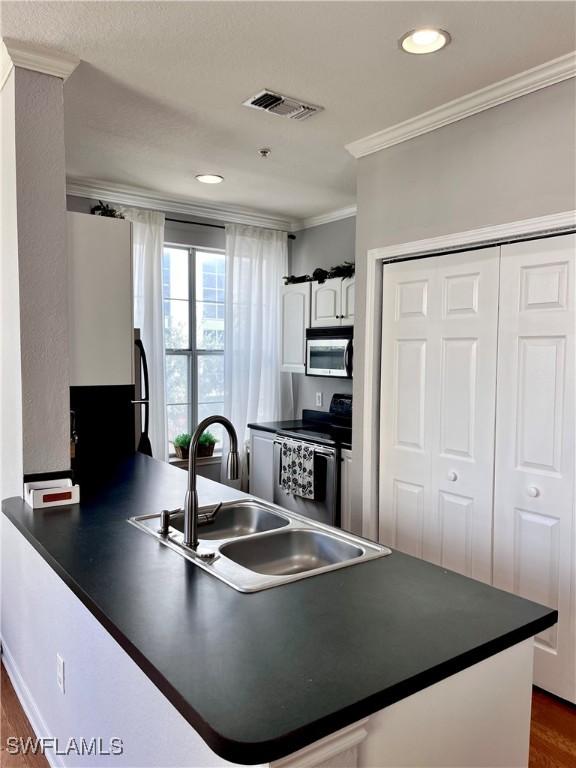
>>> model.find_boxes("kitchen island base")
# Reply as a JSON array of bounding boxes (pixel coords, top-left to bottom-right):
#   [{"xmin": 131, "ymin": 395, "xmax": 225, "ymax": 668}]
[{"xmin": 2, "ymin": 517, "xmax": 534, "ymax": 768}]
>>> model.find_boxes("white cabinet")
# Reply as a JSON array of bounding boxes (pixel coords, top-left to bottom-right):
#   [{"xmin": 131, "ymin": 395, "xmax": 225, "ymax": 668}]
[
  {"xmin": 378, "ymin": 235, "xmax": 576, "ymax": 702},
  {"xmin": 249, "ymin": 429, "xmax": 275, "ymax": 502},
  {"xmin": 67, "ymin": 213, "xmax": 133, "ymax": 386},
  {"xmin": 379, "ymin": 249, "xmax": 499, "ymax": 584},
  {"xmin": 311, "ymin": 278, "xmax": 341, "ymax": 327},
  {"xmin": 340, "ymin": 448, "xmax": 353, "ymax": 532},
  {"xmin": 493, "ymin": 235, "xmax": 575, "ymax": 703},
  {"xmin": 311, "ymin": 277, "xmax": 355, "ymax": 327},
  {"xmin": 341, "ymin": 277, "xmax": 355, "ymax": 323},
  {"xmin": 281, "ymin": 282, "xmax": 310, "ymax": 373}
]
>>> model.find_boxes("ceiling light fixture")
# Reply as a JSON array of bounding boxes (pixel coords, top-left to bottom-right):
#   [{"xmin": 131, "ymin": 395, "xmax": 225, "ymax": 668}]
[
  {"xmin": 400, "ymin": 28, "xmax": 451, "ymax": 54},
  {"xmin": 195, "ymin": 174, "xmax": 224, "ymax": 184}
]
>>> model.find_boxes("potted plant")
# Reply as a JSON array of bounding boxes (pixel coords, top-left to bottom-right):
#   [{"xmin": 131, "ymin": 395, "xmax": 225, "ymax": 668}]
[
  {"xmin": 197, "ymin": 430, "xmax": 217, "ymax": 457},
  {"xmin": 173, "ymin": 433, "xmax": 192, "ymax": 460},
  {"xmin": 173, "ymin": 430, "xmax": 218, "ymax": 459}
]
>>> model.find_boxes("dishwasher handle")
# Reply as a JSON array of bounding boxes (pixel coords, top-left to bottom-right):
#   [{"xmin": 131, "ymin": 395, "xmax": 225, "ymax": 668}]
[{"xmin": 273, "ymin": 437, "xmax": 336, "ymax": 457}]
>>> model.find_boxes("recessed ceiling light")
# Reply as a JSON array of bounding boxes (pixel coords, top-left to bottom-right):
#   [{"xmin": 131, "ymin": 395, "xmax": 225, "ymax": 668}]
[
  {"xmin": 195, "ymin": 174, "xmax": 224, "ymax": 184},
  {"xmin": 400, "ymin": 28, "xmax": 451, "ymax": 55}
]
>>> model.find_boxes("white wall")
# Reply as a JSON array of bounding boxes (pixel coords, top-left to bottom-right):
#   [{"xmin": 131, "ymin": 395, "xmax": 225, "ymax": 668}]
[
  {"xmin": 289, "ymin": 217, "xmax": 356, "ymax": 415},
  {"xmin": 0, "ymin": 70, "xmax": 24, "ymax": 500},
  {"xmin": 352, "ymin": 79, "xmax": 576, "ymax": 537},
  {"xmin": 14, "ymin": 68, "xmax": 70, "ymax": 476}
]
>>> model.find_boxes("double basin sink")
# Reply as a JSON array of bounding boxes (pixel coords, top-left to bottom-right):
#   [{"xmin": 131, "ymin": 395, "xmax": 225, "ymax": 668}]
[{"xmin": 129, "ymin": 500, "xmax": 391, "ymax": 592}]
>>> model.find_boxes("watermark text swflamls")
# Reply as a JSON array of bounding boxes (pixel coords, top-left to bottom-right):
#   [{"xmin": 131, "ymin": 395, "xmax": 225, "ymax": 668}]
[{"xmin": 5, "ymin": 737, "xmax": 124, "ymax": 756}]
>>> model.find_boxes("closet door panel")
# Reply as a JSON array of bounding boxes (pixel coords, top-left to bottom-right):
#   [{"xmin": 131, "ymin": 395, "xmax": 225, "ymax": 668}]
[
  {"xmin": 430, "ymin": 251, "xmax": 499, "ymax": 583},
  {"xmin": 379, "ymin": 263, "xmax": 436, "ymax": 559},
  {"xmin": 493, "ymin": 234, "xmax": 575, "ymax": 703},
  {"xmin": 380, "ymin": 248, "xmax": 499, "ymax": 582}
]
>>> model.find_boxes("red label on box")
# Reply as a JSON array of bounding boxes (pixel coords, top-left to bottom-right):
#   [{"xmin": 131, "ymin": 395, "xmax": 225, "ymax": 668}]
[{"xmin": 42, "ymin": 491, "xmax": 73, "ymax": 503}]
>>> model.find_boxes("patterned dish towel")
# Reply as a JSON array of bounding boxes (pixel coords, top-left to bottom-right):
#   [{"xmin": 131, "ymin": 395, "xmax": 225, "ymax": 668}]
[{"xmin": 280, "ymin": 439, "xmax": 315, "ymax": 500}]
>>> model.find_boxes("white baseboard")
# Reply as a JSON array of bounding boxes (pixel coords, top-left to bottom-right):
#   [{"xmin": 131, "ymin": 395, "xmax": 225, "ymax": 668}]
[{"xmin": 1, "ymin": 639, "xmax": 65, "ymax": 768}]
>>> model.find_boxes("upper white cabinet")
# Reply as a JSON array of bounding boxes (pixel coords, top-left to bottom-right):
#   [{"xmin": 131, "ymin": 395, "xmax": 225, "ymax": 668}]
[
  {"xmin": 341, "ymin": 277, "xmax": 355, "ymax": 323},
  {"xmin": 311, "ymin": 277, "xmax": 355, "ymax": 327},
  {"xmin": 67, "ymin": 212, "xmax": 133, "ymax": 386},
  {"xmin": 281, "ymin": 282, "xmax": 310, "ymax": 373}
]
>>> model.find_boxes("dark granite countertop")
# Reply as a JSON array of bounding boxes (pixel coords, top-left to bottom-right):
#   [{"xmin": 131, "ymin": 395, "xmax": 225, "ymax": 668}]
[{"xmin": 2, "ymin": 454, "xmax": 557, "ymax": 764}]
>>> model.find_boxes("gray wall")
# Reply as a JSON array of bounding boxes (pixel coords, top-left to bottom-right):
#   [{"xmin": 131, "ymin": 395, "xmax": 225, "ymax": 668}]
[
  {"xmin": 2, "ymin": 67, "xmax": 70, "ymax": 476},
  {"xmin": 66, "ymin": 195, "xmax": 226, "ymax": 251},
  {"xmin": 352, "ymin": 78, "xmax": 576, "ymax": 536},
  {"xmin": 289, "ymin": 217, "xmax": 356, "ymax": 415}
]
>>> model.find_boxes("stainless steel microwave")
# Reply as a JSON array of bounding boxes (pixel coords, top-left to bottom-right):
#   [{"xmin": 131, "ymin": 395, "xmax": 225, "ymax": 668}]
[{"xmin": 305, "ymin": 327, "xmax": 353, "ymax": 378}]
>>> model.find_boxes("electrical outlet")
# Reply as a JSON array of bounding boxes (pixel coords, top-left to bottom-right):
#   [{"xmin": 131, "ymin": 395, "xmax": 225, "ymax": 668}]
[
  {"xmin": 56, "ymin": 653, "xmax": 65, "ymax": 694},
  {"xmin": 315, "ymin": 392, "xmax": 323, "ymax": 407}
]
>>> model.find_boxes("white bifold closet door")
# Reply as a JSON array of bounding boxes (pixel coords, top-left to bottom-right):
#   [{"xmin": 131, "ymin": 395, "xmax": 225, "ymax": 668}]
[
  {"xmin": 493, "ymin": 235, "xmax": 575, "ymax": 702},
  {"xmin": 379, "ymin": 248, "xmax": 499, "ymax": 583}
]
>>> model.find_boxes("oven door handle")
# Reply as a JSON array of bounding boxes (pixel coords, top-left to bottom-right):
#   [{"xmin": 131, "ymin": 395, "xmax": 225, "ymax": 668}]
[
  {"xmin": 273, "ymin": 438, "xmax": 336, "ymax": 457},
  {"xmin": 344, "ymin": 339, "xmax": 353, "ymax": 377}
]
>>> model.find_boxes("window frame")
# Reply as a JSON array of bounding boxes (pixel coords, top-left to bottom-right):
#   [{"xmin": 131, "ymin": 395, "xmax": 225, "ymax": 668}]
[{"xmin": 163, "ymin": 243, "xmax": 226, "ymax": 456}]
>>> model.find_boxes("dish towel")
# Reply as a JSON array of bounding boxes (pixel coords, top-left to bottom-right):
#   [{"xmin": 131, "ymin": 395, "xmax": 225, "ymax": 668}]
[{"xmin": 280, "ymin": 439, "xmax": 315, "ymax": 499}]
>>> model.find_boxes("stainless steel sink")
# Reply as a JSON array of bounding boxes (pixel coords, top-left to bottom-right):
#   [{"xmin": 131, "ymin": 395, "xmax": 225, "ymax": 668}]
[
  {"xmin": 169, "ymin": 503, "xmax": 289, "ymax": 541},
  {"xmin": 221, "ymin": 529, "xmax": 363, "ymax": 576},
  {"xmin": 129, "ymin": 499, "xmax": 390, "ymax": 592}
]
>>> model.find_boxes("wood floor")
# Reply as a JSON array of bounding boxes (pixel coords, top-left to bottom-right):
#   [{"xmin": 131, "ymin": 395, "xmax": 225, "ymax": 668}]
[
  {"xmin": 529, "ymin": 687, "xmax": 576, "ymax": 768},
  {"xmin": 1, "ymin": 662, "xmax": 575, "ymax": 767},
  {"xmin": 1, "ymin": 664, "xmax": 48, "ymax": 768}
]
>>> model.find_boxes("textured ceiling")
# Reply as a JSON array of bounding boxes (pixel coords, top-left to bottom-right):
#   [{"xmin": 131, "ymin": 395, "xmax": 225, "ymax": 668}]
[{"xmin": 2, "ymin": 1, "xmax": 575, "ymax": 220}]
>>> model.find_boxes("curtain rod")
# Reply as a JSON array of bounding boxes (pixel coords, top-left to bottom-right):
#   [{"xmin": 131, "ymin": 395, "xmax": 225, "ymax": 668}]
[{"xmin": 165, "ymin": 217, "xmax": 296, "ymax": 239}]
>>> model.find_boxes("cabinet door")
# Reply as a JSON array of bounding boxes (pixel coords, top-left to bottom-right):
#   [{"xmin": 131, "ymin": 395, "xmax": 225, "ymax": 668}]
[
  {"xmin": 341, "ymin": 277, "xmax": 355, "ymax": 324},
  {"xmin": 340, "ymin": 448, "xmax": 353, "ymax": 532},
  {"xmin": 379, "ymin": 249, "xmax": 499, "ymax": 584},
  {"xmin": 493, "ymin": 235, "xmax": 575, "ymax": 702},
  {"xmin": 311, "ymin": 278, "xmax": 342, "ymax": 327},
  {"xmin": 68, "ymin": 213, "xmax": 133, "ymax": 386},
  {"xmin": 281, "ymin": 283, "xmax": 310, "ymax": 373},
  {"xmin": 249, "ymin": 429, "xmax": 275, "ymax": 502}
]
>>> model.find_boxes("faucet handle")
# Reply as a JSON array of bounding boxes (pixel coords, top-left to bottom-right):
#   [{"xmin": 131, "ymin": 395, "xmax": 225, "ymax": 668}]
[{"xmin": 198, "ymin": 502, "xmax": 223, "ymax": 525}]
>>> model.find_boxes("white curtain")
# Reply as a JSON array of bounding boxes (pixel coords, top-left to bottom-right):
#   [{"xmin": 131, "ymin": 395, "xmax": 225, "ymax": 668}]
[
  {"xmin": 119, "ymin": 207, "xmax": 167, "ymax": 462},
  {"xmin": 224, "ymin": 224, "xmax": 289, "ymax": 467}
]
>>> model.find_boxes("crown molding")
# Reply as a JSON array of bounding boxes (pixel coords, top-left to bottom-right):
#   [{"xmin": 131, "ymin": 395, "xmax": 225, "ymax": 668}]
[
  {"xmin": 346, "ymin": 51, "xmax": 576, "ymax": 159},
  {"xmin": 66, "ymin": 178, "xmax": 295, "ymax": 231},
  {"xmin": 1, "ymin": 38, "xmax": 79, "ymax": 90},
  {"xmin": 296, "ymin": 206, "xmax": 357, "ymax": 231}
]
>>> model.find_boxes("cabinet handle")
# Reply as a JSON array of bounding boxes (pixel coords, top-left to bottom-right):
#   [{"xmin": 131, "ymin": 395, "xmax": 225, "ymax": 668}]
[
  {"xmin": 527, "ymin": 486, "xmax": 541, "ymax": 498},
  {"xmin": 447, "ymin": 471, "xmax": 458, "ymax": 482}
]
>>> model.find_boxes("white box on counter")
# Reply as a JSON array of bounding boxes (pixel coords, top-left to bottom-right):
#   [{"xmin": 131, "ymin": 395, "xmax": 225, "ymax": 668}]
[{"xmin": 24, "ymin": 478, "xmax": 80, "ymax": 509}]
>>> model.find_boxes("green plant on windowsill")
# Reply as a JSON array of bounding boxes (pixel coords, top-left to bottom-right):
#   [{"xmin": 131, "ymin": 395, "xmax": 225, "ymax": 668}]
[
  {"xmin": 197, "ymin": 430, "xmax": 217, "ymax": 458},
  {"xmin": 173, "ymin": 430, "xmax": 217, "ymax": 460}
]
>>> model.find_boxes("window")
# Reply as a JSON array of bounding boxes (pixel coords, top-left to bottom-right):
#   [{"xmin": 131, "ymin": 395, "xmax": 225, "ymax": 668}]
[{"xmin": 162, "ymin": 246, "xmax": 226, "ymax": 454}]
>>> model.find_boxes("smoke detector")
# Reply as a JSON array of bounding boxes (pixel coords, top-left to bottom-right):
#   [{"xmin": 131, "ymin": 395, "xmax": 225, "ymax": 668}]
[{"xmin": 243, "ymin": 89, "xmax": 323, "ymax": 121}]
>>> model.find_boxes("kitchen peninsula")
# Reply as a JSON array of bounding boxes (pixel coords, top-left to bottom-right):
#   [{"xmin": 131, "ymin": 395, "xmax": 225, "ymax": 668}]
[{"xmin": 2, "ymin": 454, "xmax": 556, "ymax": 768}]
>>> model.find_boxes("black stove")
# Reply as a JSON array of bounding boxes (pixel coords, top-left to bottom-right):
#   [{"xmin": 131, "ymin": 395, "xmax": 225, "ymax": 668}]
[{"xmin": 277, "ymin": 394, "xmax": 352, "ymax": 449}]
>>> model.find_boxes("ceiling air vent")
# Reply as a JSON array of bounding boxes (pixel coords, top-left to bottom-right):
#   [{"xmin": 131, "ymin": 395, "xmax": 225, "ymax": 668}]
[{"xmin": 243, "ymin": 89, "xmax": 323, "ymax": 121}]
